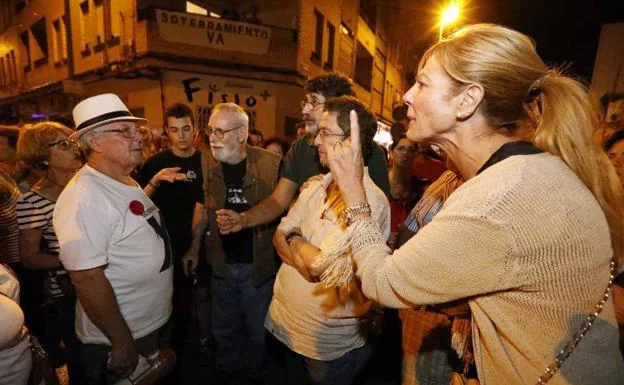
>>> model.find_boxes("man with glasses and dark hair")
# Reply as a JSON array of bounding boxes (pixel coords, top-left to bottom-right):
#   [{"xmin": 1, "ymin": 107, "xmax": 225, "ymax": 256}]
[
  {"xmin": 215, "ymin": 72, "xmax": 390, "ymax": 236},
  {"xmin": 266, "ymin": 96, "xmax": 390, "ymax": 385},
  {"xmin": 54, "ymin": 94, "xmax": 174, "ymax": 384},
  {"xmin": 183, "ymin": 103, "xmax": 281, "ymax": 384}
]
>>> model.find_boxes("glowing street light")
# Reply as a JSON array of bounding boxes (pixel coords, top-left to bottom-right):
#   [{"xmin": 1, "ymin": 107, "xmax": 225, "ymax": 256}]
[{"xmin": 439, "ymin": 2, "xmax": 461, "ymax": 40}]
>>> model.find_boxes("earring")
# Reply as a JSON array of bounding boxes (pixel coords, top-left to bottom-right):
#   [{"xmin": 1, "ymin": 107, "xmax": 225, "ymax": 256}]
[{"xmin": 457, "ymin": 112, "xmax": 469, "ymax": 120}]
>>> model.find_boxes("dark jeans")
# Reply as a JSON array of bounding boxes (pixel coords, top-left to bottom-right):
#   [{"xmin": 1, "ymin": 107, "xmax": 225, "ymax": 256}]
[
  {"xmin": 81, "ymin": 321, "xmax": 171, "ymax": 385},
  {"xmin": 171, "ymin": 247, "xmax": 212, "ymax": 385},
  {"xmin": 42, "ymin": 294, "xmax": 85, "ymax": 385},
  {"xmin": 280, "ymin": 339, "xmax": 373, "ymax": 385},
  {"xmin": 211, "ymin": 263, "xmax": 274, "ymax": 379},
  {"xmin": 171, "ymin": 251, "xmax": 194, "ymax": 353}
]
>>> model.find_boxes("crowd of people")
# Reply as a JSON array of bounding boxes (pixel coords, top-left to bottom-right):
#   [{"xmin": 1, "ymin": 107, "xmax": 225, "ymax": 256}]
[{"xmin": 1, "ymin": 23, "xmax": 624, "ymax": 385}]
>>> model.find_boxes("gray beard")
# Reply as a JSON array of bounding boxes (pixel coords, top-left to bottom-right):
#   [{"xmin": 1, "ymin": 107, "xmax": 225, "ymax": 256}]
[
  {"xmin": 305, "ymin": 122, "xmax": 319, "ymax": 135},
  {"xmin": 213, "ymin": 146, "xmax": 246, "ymax": 165}
]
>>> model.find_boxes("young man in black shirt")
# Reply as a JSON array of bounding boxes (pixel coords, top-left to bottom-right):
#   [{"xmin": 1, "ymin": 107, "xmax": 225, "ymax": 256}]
[
  {"xmin": 137, "ymin": 103, "xmax": 204, "ymax": 375},
  {"xmin": 139, "ymin": 104, "xmax": 204, "ymax": 250}
]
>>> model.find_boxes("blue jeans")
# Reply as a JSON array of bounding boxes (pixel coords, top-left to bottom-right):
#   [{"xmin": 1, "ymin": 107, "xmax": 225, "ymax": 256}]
[
  {"xmin": 81, "ymin": 321, "xmax": 171, "ymax": 385},
  {"xmin": 281, "ymin": 339, "xmax": 373, "ymax": 385},
  {"xmin": 211, "ymin": 263, "xmax": 274, "ymax": 378}
]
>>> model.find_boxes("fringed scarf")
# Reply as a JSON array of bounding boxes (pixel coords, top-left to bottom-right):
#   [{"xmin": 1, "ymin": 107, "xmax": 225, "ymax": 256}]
[
  {"xmin": 311, "ymin": 181, "xmax": 359, "ymax": 288},
  {"xmin": 324, "ymin": 182, "xmax": 347, "ymax": 229}
]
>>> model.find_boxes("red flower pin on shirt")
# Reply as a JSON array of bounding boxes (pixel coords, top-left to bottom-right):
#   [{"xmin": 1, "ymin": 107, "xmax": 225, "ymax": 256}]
[{"xmin": 129, "ymin": 200, "xmax": 145, "ymax": 216}]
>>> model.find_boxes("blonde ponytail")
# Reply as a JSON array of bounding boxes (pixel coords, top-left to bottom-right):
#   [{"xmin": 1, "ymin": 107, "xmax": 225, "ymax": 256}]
[
  {"xmin": 533, "ymin": 75, "xmax": 624, "ymax": 268},
  {"xmin": 422, "ymin": 24, "xmax": 624, "ymax": 268}
]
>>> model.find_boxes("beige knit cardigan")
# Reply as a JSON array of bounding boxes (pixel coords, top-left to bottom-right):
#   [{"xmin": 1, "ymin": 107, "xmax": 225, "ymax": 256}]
[{"xmin": 353, "ymin": 153, "xmax": 624, "ymax": 385}]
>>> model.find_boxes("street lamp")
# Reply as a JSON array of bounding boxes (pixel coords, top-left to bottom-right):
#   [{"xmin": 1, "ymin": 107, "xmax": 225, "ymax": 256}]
[{"xmin": 439, "ymin": 1, "xmax": 461, "ymax": 40}]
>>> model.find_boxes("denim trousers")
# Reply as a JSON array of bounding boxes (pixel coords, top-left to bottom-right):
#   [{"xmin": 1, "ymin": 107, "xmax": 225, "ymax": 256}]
[
  {"xmin": 211, "ymin": 263, "xmax": 274, "ymax": 378},
  {"xmin": 281, "ymin": 339, "xmax": 373, "ymax": 385},
  {"xmin": 44, "ymin": 294, "xmax": 85, "ymax": 385},
  {"xmin": 81, "ymin": 320, "xmax": 171, "ymax": 385}
]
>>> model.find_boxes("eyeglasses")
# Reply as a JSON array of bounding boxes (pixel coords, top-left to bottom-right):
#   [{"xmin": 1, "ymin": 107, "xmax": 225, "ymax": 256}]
[
  {"xmin": 205, "ymin": 126, "xmax": 241, "ymax": 139},
  {"xmin": 96, "ymin": 125, "xmax": 147, "ymax": 139},
  {"xmin": 317, "ymin": 129, "xmax": 345, "ymax": 141},
  {"xmin": 300, "ymin": 100, "xmax": 325, "ymax": 110},
  {"xmin": 48, "ymin": 139, "xmax": 72, "ymax": 151}
]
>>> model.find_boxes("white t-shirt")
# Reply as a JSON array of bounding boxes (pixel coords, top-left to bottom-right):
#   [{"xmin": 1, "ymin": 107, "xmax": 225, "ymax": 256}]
[
  {"xmin": 265, "ymin": 170, "xmax": 390, "ymax": 360},
  {"xmin": 53, "ymin": 165, "xmax": 173, "ymax": 345}
]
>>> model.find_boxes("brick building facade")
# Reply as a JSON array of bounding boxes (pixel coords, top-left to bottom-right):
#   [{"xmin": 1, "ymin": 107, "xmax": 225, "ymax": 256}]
[{"xmin": 0, "ymin": 0, "xmax": 406, "ymax": 140}]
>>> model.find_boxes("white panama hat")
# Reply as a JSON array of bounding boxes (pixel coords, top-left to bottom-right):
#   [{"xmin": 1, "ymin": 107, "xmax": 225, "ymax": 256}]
[{"xmin": 70, "ymin": 93, "xmax": 147, "ymax": 140}]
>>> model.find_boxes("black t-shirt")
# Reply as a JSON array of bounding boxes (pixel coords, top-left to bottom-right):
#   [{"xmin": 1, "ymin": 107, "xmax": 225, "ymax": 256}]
[
  {"xmin": 220, "ymin": 158, "xmax": 254, "ymax": 264},
  {"xmin": 137, "ymin": 150, "xmax": 203, "ymax": 255}
]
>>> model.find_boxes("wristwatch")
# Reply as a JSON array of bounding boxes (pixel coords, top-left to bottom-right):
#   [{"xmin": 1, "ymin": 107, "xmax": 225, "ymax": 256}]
[{"xmin": 285, "ymin": 231, "xmax": 303, "ymax": 244}]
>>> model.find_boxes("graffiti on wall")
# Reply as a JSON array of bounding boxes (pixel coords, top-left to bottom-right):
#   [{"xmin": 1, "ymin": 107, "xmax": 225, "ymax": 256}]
[{"xmin": 180, "ymin": 76, "xmax": 272, "ymax": 132}]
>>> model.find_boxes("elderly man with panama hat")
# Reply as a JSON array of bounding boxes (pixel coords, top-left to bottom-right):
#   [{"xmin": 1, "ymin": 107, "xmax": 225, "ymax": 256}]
[{"xmin": 53, "ymin": 93, "xmax": 174, "ymax": 384}]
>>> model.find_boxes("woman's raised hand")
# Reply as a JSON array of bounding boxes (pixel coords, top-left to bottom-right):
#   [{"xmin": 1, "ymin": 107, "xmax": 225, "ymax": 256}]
[{"xmin": 325, "ymin": 110, "xmax": 367, "ymax": 207}]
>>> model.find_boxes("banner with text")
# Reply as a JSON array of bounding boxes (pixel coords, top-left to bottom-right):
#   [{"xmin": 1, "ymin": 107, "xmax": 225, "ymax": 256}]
[{"xmin": 156, "ymin": 10, "xmax": 272, "ymax": 55}]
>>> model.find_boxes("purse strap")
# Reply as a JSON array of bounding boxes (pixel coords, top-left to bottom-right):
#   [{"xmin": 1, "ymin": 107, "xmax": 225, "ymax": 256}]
[{"xmin": 536, "ymin": 259, "xmax": 616, "ymax": 384}]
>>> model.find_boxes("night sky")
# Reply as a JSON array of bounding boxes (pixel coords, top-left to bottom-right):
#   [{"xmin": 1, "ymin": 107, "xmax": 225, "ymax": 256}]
[
  {"xmin": 394, "ymin": 0, "xmax": 624, "ymax": 82},
  {"xmin": 476, "ymin": 0, "xmax": 624, "ymax": 81}
]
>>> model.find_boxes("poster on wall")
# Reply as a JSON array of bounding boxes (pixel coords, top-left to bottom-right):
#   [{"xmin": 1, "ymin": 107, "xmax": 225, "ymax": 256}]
[{"xmin": 164, "ymin": 72, "xmax": 277, "ymax": 135}]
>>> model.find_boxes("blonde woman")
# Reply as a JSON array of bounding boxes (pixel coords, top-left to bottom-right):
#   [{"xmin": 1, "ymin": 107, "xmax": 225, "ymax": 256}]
[
  {"xmin": 16, "ymin": 121, "xmax": 84, "ymax": 384},
  {"xmin": 322, "ymin": 24, "xmax": 624, "ymax": 384}
]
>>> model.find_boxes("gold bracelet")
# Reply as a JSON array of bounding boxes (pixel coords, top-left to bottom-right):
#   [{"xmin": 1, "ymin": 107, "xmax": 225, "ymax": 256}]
[
  {"xmin": 148, "ymin": 179, "xmax": 160, "ymax": 188},
  {"xmin": 340, "ymin": 202, "xmax": 371, "ymax": 225}
]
